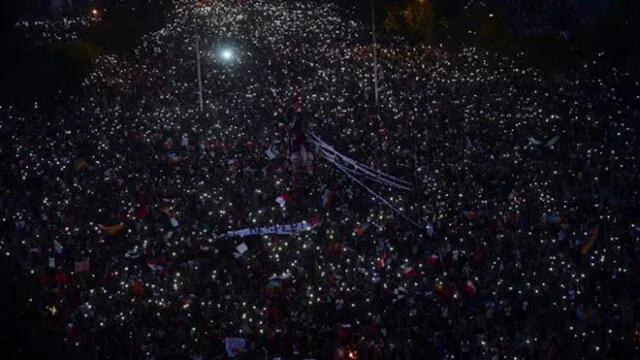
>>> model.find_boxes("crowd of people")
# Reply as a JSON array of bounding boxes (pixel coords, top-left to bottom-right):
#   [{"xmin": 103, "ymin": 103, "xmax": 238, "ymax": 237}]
[{"xmin": 1, "ymin": 0, "xmax": 639, "ymax": 359}]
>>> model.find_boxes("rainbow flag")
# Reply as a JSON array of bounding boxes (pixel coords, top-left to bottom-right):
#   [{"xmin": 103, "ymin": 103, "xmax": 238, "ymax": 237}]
[
  {"xmin": 100, "ymin": 223, "xmax": 123, "ymax": 235},
  {"xmin": 353, "ymin": 223, "xmax": 369, "ymax": 237},
  {"xmin": 463, "ymin": 210, "xmax": 480, "ymax": 221},
  {"xmin": 167, "ymin": 153, "xmax": 181, "ymax": 163},
  {"xmin": 547, "ymin": 214, "xmax": 564, "ymax": 225},
  {"xmin": 580, "ymin": 226, "xmax": 598, "ymax": 256},
  {"xmin": 266, "ymin": 279, "xmax": 281, "ymax": 292},
  {"xmin": 575, "ymin": 307, "xmax": 591, "ymax": 321},
  {"xmin": 321, "ymin": 189, "xmax": 335, "ymax": 209},
  {"xmin": 74, "ymin": 159, "xmax": 88, "ymax": 171}
]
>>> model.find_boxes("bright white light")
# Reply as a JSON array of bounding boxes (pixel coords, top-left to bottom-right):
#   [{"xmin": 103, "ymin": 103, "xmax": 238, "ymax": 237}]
[{"xmin": 220, "ymin": 49, "xmax": 233, "ymax": 61}]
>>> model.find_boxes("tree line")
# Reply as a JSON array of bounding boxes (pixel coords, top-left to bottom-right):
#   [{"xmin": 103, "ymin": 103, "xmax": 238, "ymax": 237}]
[
  {"xmin": 367, "ymin": 0, "xmax": 639, "ymax": 78},
  {"xmin": 0, "ymin": 0, "xmax": 171, "ymax": 110}
]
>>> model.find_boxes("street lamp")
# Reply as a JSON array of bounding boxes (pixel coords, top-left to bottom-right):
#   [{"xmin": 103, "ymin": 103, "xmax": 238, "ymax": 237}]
[
  {"xmin": 90, "ymin": 8, "xmax": 101, "ymax": 20},
  {"xmin": 220, "ymin": 49, "xmax": 233, "ymax": 61}
]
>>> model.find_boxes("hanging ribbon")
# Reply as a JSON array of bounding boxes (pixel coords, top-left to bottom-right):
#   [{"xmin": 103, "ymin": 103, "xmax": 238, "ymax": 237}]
[
  {"xmin": 320, "ymin": 148, "xmax": 423, "ymax": 229},
  {"xmin": 309, "ymin": 132, "xmax": 411, "ymax": 187},
  {"xmin": 309, "ymin": 133, "xmax": 412, "ymax": 191}
]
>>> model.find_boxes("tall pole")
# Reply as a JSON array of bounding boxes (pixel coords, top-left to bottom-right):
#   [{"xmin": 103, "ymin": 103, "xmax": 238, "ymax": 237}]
[
  {"xmin": 371, "ymin": 0, "xmax": 379, "ymax": 107},
  {"xmin": 193, "ymin": 3, "xmax": 204, "ymax": 113},
  {"xmin": 196, "ymin": 34, "xmax": 204, "ymax": 113}
]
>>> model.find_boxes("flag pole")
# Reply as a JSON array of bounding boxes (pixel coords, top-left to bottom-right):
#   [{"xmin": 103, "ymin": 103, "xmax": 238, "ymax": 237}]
[
  {"xmin": 196, "ymin": 34, "xmax": 204, "ymax": 113},
  {"xmin": 371, "ymin": 0, "xmax": 379, "ymax": 107}
]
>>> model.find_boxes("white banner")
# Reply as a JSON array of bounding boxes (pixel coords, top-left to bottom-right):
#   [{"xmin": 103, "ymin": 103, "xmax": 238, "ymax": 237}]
[{"xmin": 218, "ymin": 221, "xmax": 316, "ymax": 238}]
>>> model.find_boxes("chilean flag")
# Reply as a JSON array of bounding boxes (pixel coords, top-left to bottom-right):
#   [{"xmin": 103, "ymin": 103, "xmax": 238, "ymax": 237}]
[
  {"xmin": 464, "ymin": 280, "xmax": 477, "ymax": 295},
  {"xmin": 134, "ymin": 206, "xmax": 149, "ymax": 219},
  {"xmin": 426, "ymin": 254, "xmax": 440, "ymax": 264},
  {"xmin": 435, "ymin": 283, "xmax": 449, "ymax": 297},
  {"xmin": 376, "ymin": 253, "xmax": 387, "ymax": 269},
  {"xmin": 401, "ymin": 264, "xmax": 416, "ymax": 278},
  {"xmin": 275, "ymin": 193, "xmax": 291, "ymax": 209}
]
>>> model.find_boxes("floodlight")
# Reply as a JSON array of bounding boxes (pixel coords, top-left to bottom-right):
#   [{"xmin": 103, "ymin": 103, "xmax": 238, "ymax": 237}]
[{"xmin": 221, "ymin": 49, "xmax": 233, "ymax": 61}]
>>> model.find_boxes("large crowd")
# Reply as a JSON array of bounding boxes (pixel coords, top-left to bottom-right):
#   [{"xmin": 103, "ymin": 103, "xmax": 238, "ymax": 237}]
[{"xmin": 1, "ymin": 0, "xmax": 639, "ymax": 359}]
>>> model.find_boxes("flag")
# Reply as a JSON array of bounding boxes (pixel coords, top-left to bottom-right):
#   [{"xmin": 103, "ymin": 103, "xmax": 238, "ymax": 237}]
[
  {"xmin": 376, "ymin": 252, "xmax": 387, "ymax": 269},
  {"xmin": 307, "ymin": 213, "xmax": 320, "ymax": 227},
  {"xmin": 53, "ymin": 240, "xmax": 64, "ymax": 254},
  {"xmin": 100, "ymin": 223, "xmax": 123, "ymax": 235},
  {"xmin": 392, "ymin": 286, "xmax": 407, "ymax": 303},
  {"xmin": 53, "ymin": 272, "xmax": 68, "ymax": 285},
  {"xmin": 147, "ymin": 263, "xmax": 164, "ymax": 271},
  {"xmin": 125, "ymin": 246, "xmax": 140, "ymax": 259},
  {"xmin": 464, "ymin": 280, "xmax": 477, "ymax": 295},
  {"xmin": 546, "ymin": 214, "xmax": 564, "ymax": 225},
  {"xmin": 167, "ymin": 153, "xmax": 181, "ymax": 163},
  {"xmin": 74, "ymin": 260, "xmax": 90, "ymax": 273},
  {"xmin": 225, "ymin": 337, "xmax": 247, "ymax": 358},
  {"xmin": 219, "ymin": 222, "xmax": 316, "ymax": 238},
  {"xmin": 526, "ymin": 137, "xmax": 543, "ymax": 146},
  {"xmin": 426, "ymin": 222, "xmax": 434, "ymax": 237},
  {"xmin": 163, "ymin": 137, "xmax": 174, "ymax": 150},
  {"xmin": 147, "ymin": 257, "xmax": 165, "ymax": 271},
  {"xmin": 265, "ymin": 146, "xmax": 277, "ymax": 160},
  {"xmin": 275, "ymin": 194, "xmax": 291, "ymax": 209},
  {"xmin": 463, "ymin": 211, "xmax": 480, "ymax": 221},
  {"xmin": 321, "ymin": 189, "xmax": 335, "ymax": 209},
  {"xmin": 74, "ymin": 159, "xmax": 88, "ymax": 172},
  {"xmin": 426, "ymin": 254, "xmax": 440, "ymax": 264},
  {"xmin": 580, "ymin": 226, "xmax": 598, "ymax": 256},
  {"xmin": 575, "ymin": 307, "xmax": 591, "ymax": 321},
  {"xmin": 134, "ymin": 206, "xmax": 149, "ymax": 219},
  {"xmin": 266, "ymin": 279, "xmax": 281, "ymax": 292},
  {"xmin": 546, "ymin": 135, "xmax": 560, "ymax": 147},
  {"xmin": 159, "ymin": 198, "xmax": 172, "ymax": 215},
  {"xmin": 353, "ymin": 223, "xmax": 369, "ymax": 237},
  {"xmin": 228, "ymin": 158, "xmax": 241, "ymax": 169},
  {"xmin": 234, "ymin": 243, "xmax": 249, "ymax": 259},
  {"xmin": 401, "ymin": 263, "xmax": 416, "ymax": 278},
  {"xmin": 435, "ymin": 283, "xmax": 449, "ymax": 297},
  {"xmin": 132, "ymin": 279, "xmax": 144, "ymax": 296},
  {"xmin": 63, "ymin": 211, "xmax": 76, "ymax": 227}
]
